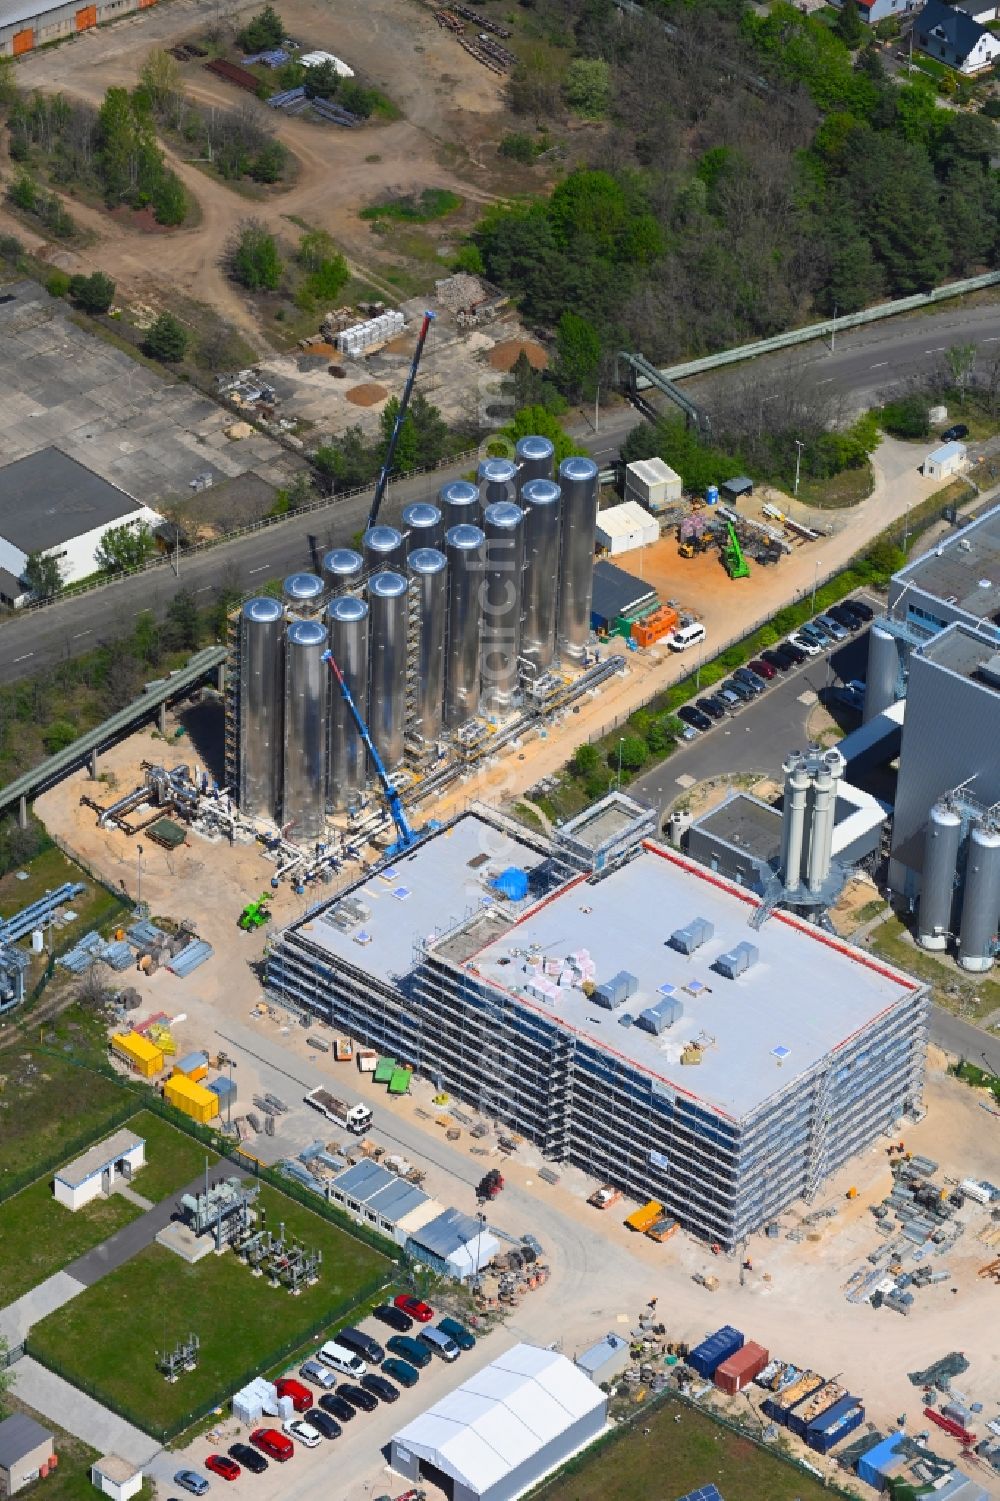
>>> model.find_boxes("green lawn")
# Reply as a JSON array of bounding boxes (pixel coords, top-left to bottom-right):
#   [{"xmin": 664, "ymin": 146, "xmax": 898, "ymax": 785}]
[
  {"xmin": 126, "ymin": 1110, "xmax": 220, "ymax": 1202},
  {"xmin": 540, "ymin": 1395, "xmax": 835, "ymax": 1501},
  {"xmin": 0, "ymin": 1177, "xmax": 141, "ymax": 1307},
  {"xmin": 30, "ymin": 1183, "xmax": 389, "ymax": 1434},
  {"xmin": 870, "ymin": 915, "xmax": 1000, "ymax": 1022},
  {"xmin": 0, "ymin": 844, "xmax": 124, "ymax": 930},
  {"xmin": 0, "ymin": 1046, "xmax": 132, "ymax": 1190}
]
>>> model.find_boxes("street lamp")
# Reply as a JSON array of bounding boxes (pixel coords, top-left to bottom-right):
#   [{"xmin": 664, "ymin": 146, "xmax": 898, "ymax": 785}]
[
  {"xmin": 617, "ymin": 737, "xmax": 624, "ymax": 790},
  {"xmin": 136, "ymin": 843, "xmax": 143, "ymax": 913},
  {"xmin": 793, "ymin": 439, "xmax": 805, "ymax": 498},
  {"xmin": 811, "ymin": 560, "xmax": 820, "ymax": 613}
]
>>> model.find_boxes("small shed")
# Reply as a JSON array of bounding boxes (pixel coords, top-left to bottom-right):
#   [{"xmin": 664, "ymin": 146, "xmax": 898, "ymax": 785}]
[
  {"xmin": 720, "ymin": 475, "xmax": 753, "ymax": 504},
  {"xmin": 173, "ymin": 1051, "xmax": 209, "ymax": 1082},
  {"xmin": 407, "ymin": 1206, "xmax": 499, "ymax": 1281},
  {"xmin": 923, "ymin": 440, "xmax": 967, "ymax": 479},
  {"xmin": 590, "ymin": 561, "xmax": 657, "ymax": 632},
  {"xmin": 624, "ymin": 457, "xmax": 682, "ymax": 513},
  {"xmin": 0, "ymin": 1414, "xmax": 55, "ymax": 1497},
  {"xmin": 53, "ymin": 1129, "xmax": 145, "ymax": 1212},
  {"xmin": 575, "ymin": 1332, "xmax": 630, "ymax": 1385},
  {"xmin": 90, "ymin": 1456, "xmax": 143, "ymax": 1501},
  {"xmin": 595, "ymin": 501, "xmax": 659, "ymax": 557}
]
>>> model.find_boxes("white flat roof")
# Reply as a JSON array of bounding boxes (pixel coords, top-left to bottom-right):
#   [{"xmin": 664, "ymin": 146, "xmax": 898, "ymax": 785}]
[{"xmin": 54, "ymin": 1129, "xmax": 143, "ymax": 1189}]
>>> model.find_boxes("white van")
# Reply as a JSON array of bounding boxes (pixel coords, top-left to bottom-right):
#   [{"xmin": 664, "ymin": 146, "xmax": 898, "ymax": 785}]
[
  {"xmin": 669, "ymin": 621, "xmax": 707, "ymax": 652},
  {"xmin": 418, "ymin": 1327, "xmax": 460, "ymax": 1362},
  {"xmin": 317, "ymin": 1340, "xmax": 367, "ymax": 1377}
]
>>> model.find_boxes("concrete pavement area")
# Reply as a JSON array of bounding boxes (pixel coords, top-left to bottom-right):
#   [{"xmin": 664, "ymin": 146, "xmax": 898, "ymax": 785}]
[
  {"xmin": 11, "ymin": 1357, "xmax": 162, "ymax": 1466},
  {"xmin": 0, "ymin": 1271, "xmax": 86, "ymax": 1346}
]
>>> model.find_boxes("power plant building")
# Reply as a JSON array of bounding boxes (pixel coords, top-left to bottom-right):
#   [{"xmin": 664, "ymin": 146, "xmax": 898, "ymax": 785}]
[{"xmin": 266, "ymin": 795, "xmax": 928, "ymax": 1247}]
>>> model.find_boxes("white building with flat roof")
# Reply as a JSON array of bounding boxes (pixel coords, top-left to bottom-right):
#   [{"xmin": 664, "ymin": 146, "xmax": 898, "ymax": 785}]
[{"xmin": 53, "ymin": 1129, "xmax": 145, "ymax": 1211}]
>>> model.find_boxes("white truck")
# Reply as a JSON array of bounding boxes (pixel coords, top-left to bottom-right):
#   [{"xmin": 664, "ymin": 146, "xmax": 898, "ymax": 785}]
[{"xmin": 304, "ymin": 1087, "xmax": 373, "ymax": 1135}]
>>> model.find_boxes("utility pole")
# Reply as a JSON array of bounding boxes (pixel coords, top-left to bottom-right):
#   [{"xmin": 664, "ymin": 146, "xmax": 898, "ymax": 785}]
[
  {"xmin": 793, "ymin": 439, "xmax": 805, "ymax": 498},
  {"xmin": 594, "ymin": 382, "xmax": 600, "ymax": 434},
  {"xmin": 811, "ymin": 561, "xmax": 820, "ymax": 613}
]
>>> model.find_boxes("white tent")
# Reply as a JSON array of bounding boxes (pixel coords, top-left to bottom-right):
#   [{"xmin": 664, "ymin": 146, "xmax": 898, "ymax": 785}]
[{"xmin": 390, "ymin": 1344, "xmax": 607, "ymax": 1501}]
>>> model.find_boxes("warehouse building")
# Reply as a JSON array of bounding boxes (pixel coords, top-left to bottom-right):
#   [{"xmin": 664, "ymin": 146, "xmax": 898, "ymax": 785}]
[
  {"xmin": 389, "ymin": 1344, "xmax": 607, "ymax": 1501},
  {"xmin": 53, "ymin": 1129, "xmax": 145, "ymax": 1211},
  {"xmin": 0, "ymin": 448, "xmax": 162, "ymax": 600},
  {"xmin": 407, "ymin": 1206, "xmax": 499, "ymax": 1281},
  {"xmin": 574, "ymin": 1333, "xmax": 630, "ymax": 1386},
  {"xmin": 328, "ymin": 1159, "xmax": 442, "ymax": 1246},
  {"xmin": 0, "ymin": 0, "xmax": 154, "ymax": 57},
  {"xmin": 266, "ymin": 795, "xmax": 928, "ymax": 1248}
]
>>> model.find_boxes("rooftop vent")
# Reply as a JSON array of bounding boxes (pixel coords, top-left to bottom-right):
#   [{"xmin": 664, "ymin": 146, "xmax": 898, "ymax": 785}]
[
  {"xmin": 713, "ymin": 941, "xmax": 759, "ymax": 980},
  {"xmin": 592, "ymin": 969, "xmax": 638, "ymax": 1009},
  {"xmin": 670, "ymin": 917, "xmax": 714, "ymax": 955},
  {"xmin": 635, "ymin": 995, "xmax": 684, "ymax": 1035}
]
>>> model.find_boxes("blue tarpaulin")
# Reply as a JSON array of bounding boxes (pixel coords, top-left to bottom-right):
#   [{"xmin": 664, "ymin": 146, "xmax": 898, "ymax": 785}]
[{"xmin": 492, "ymin": 867, "xmax": 529, "ymax": 901}]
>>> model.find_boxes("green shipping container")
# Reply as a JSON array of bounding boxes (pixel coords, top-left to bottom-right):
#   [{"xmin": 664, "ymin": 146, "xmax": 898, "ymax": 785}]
[
  {"xmin": 388, "ymin": 1067, "xmax": 412, "ymax": 1095},
  {"xmin": 373, "ymin": 1057, "xmax": 396, "ymax": 1084}
]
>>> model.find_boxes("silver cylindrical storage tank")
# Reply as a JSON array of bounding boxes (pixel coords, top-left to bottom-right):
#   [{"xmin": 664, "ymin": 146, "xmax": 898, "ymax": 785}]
[
  {"xmin": 407, "ymin": 547, "xmax": 447, "ymax": 742},
  {"xmin": 481, "ymin": 502, "xmax": 525, "ymax": 715},
  {"xmin": 439, "ymin": 480, "xmax": 481, "ymax": 532},
  {"xmin": 363, "ymin": 525, "xmax": 406, "ymax": 574},
  {"xmin": 521, "ymin": 478, "xmax": 562, "ymax": 669},
  {"xmin": 283, "ymin": 617, "xmax": 328, "ymax": 843},
  {"xmin": 368, "ymin": 571, "xmax": 408, "ymax": 771},
  {"xmin": 283, "ymin": 572, "xmax": 324, "ymax": 612},
  {"xmin": 515, "ymin": 434, "xmax": 555, "ymax": 496},
  {"xmin": 556, "ymin": 455, "xmax": 600, "ymax": 663},
  {"xmin": 806, "ymin": 762, "xmax": 835, "ymax": 894},
  {"xmin": 326, "ymin": 596, "xmax": 369, "ymax": 810},
  {"xmin": 322, "ymin": 548, "xmax": 364, "ymax": 595},
  {"xmin": 401, "ymin": 502, "xmax": 443, "ymax": 554},
  {"xmin": 959, "ymin": 822, "xmax": 1000, "ymax": 972},
  {"xmin": 444, "ymin": 524, "xmax": 485, "ymax": 729},
  {"xmin": 238, "ymin": 596, "xmax": 284, "ymax": 823},
  {"xmin": 478, "ymin": 457, "xmax": 517, "ymax": 506},
  {"xmin": 780, "ymin": 754, "xmax": 811, "ymax": 892},
  {"xmin": 864, "ymin": 624, "xmax": 899, "ymax": 724},
  {"xmin": 918, "ymin": 802, "xmax": 963, "ymax": 950}
]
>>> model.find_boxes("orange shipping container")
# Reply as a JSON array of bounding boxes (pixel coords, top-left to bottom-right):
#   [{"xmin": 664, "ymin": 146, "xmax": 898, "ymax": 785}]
[
  {"xmin": 75, "ymin": 6, "xmax": 97, "ymax": 28},
  {"xmin": 12, "ymin": 28, "xmax": 34, "ymax": 52},
  {"xmin": 714, "ymin": 1340, "xmax": 769, "ymax": 1394}
]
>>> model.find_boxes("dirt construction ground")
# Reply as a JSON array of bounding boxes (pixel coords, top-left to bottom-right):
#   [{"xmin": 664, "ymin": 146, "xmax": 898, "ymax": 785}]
[
  {"xmin": 0, "ymin": 0, "xmax": 508, "ymax": 344},
  {"xmin": 34, "ymin": 730, "xmax": 1000, "ymax": 1496}
]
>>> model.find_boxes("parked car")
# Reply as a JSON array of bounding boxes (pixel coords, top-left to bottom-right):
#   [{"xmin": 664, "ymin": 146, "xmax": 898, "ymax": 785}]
[
  {"xmin": 336, "ymin": 1384, "xmax": 378, "ymax": 1412},
  {"xmin": 282, "ymin": 1420, "xmax": 321, "ymax": 1449},
  {"xmin": 827, "ymin": 604, "xmax": 861, "ymax": 631},
  {"xmin": 723, "ymin": 677, "xmax": 754, "ymax": 703},
  {"xmin": 805, "ymin": 617, "xmax": 836, "ymax": 643},
  {"xmin": 696, "ymin": 696, "xmax": 726, "ymax": 720},
  {"xmin": 317, "ymin": 1340, "xmax": 366, "ymax": 1378},
  {"xmin": 275, "ymin": 1379, "xmax": 313, "ymax": 1414},
  {"xmin": 249, "ymin": 1431, "xmax": 293, "ymax": 1463},
  {"xmin": 372, "ymin": 1303, "xmax": 413, "ymax": 1333},
  {"xmin": 204, "ymin": 1458, "xmax": 239, "ymax": 1483},
  {"xmin": 386, "ymin": 1334, "xmax": 432, "ymax": 1369},
  {"xmin": 417, "ymin": 1327, "xmax": 460, "ymax": 1361},
  {"xmin": 941, "ymin": 423, "xmax": 969, "ymax": 442},
  {"xmin": 304, "ymin": 1409, "xmax": 341, "ymax": 1441},
  {"xmin": 299, "ymin": 1359, "xmax": 337, "ymax": 1391},
  {"xmin": 716, "ymin": 688, "xmax": 742, "ymax": 711},
  {"xmin": 746, "ymin": 658, "xmax": 777, "ymax": 681},
  {"xmin": 733, "ymin": 666, "xmax": 766, "ymax": 693},
  {"xmin": 816, "ymin": 613, "xmax": 848, "ymax": 641},
  {"xmin": 318, "ymin": 1393, "xmax": 356, "ymax": 1423},
  {"xmin": 393, "ymin": 1295, "xmax": 434, "ymax": 1323},
  {"xmin": 787, "ymin": 631, "xmax": 821, "ymax": 656},
  {"xmin": 381, "ymin": 1357, "xmax": 420, "ymax": 1389},
  {"xmin": 761, "ymin": 648, "xmax": 793, "ymax": 673},
  {"xmin": 798, "ymin": 622, "xmax": 829, "ymax": 648},
  {"xmin": 781, "ymin": 639, "xmax": 807, "ymax": 666},
  {"xmin": 361, "ymin": 1372, "xmax": 400, "ymax": 1403},
  {"xmin": 174, "ymin": 1473, "xmax": 209, "ymax": 1496},
  {"xmin": 677, "ymin": 704, "xmax": 712, "ymax": 732},
  {"xmin": 334, "ymin": 1328, "xmax": 384, "ymax": 1365},
  {"xmin": 227, "ymin": 1445, "xmax": 266, "ymax": 1475},
  {"xmin": 437, "ymin": 1317, "xmax": 476, "ymax": 1351},
  {"xmin": 844, "ymin": 597, "xmax": 874, "ymax": 622}
]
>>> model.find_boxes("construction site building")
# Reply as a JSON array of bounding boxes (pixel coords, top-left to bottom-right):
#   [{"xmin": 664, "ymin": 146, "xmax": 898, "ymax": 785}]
[{"xmin": 265, "ymin": 795, "xmax": 928, "ymax": 1248}]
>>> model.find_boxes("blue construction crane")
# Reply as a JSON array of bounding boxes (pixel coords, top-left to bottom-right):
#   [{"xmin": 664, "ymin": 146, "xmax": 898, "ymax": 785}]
[
  {"xmin": 322, "ymin": 650, "xmax": 419, "ymax": 857},
  {"xmin": 366, "ymin": 309, "xmax": 436, "ymax": 532}
]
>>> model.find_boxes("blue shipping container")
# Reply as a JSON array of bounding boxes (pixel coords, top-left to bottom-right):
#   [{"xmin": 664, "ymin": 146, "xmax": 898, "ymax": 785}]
[
  {"xmin": 688, "ymin": 1326, "xmax": 743, "ymax": 1379},
  {"xmin": 807, "ymin": 1398, "xmax": 864, "ymax": 1455}
]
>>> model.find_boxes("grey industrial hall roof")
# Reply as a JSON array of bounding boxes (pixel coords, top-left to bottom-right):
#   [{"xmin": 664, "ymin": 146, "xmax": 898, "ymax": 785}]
[
  {"xmin": 0, "ymin": 447, "xmax": 142, "ymax": 553},
  {"xmin": 54, "ymin": 1128, "xmax": 144, "ymax": 1188},
  {"xmin": 590, "ymin": 559, "xmax": 657, "ymax": 624},
  {"xmin": 409, "ymin": 1205, "xmax": 487, "ymax": 1257},
  {"xmin": 918, "ymin": 620, "xmax": 1000, "ymax": 691},
  {"xmin": 693, "ymin": 793, "xmax": 781, "ymax": 861},
  {"xmin": 892, "ymin": 503, "xmax": 1000, "ymax": 626},
  {"xmin": 0, "ymin": 1413, "xmax": 51, "ymax": 1469},
  {"xmin": 330, "ymin": 1159, "xmax": 431, "ymax": 1223}
]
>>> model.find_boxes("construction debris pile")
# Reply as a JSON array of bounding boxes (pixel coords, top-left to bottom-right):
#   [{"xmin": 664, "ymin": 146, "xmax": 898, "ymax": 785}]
[{"xmin": 433, "ymin": 274, "xmax": 508, "ymax": 327}]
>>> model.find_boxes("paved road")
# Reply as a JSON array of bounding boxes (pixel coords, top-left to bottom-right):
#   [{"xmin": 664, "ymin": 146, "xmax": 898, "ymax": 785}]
[
  {"xmin": 929, "ymin": 1008, "xmax": 1000, "ymax": 1073},
  {"xmin": 65, "ymin": 1164, "xmax": 235, "ymax": 1286}
]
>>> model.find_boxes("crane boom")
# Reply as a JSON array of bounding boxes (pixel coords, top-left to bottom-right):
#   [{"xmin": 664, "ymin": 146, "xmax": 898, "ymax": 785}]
[
  {"xmin": 366, "ymin": 309, "xmax": 436, "ymax": 531},
  {"xmin": 322, "ymin": 650, "xmax": 417, "ymax": 854}
]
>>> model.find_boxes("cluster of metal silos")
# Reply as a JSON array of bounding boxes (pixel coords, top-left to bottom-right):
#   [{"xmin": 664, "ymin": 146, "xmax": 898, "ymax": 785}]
[
  {"xmin": 235, "ymin": 436, "xmax": 602, "ymax": 841},
  {"xmin": 918, "ymin": 801, "xmax": 1000, "ymax": 971},
  {"xmin": 778, "ymin": 748, "xmax": 845, "ymax": 896}
]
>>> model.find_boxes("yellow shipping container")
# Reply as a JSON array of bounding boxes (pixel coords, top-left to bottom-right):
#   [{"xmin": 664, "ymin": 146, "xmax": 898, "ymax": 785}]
[
  {"xmin": 164, "ymin": 1073, "xmax": 219, "ymax": 1124},
  {"xmin": 111, "ymin": 1031, "xmax": 163, "ymax": 1078}
]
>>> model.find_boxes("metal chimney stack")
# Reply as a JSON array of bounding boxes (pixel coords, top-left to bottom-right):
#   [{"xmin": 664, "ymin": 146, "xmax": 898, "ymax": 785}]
[{"xmin": 780, "ymin": 753, "xmax": 811, "ymax": 891}]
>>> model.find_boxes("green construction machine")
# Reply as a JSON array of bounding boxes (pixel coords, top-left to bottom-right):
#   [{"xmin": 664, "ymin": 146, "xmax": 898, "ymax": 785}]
[
  {"xmin": 722, "ymin": 520, "xmax": 750, "ymax": 580},
  {"xmin": 238, "ymin": 892, "xmax": 273, "ymax": 931}
]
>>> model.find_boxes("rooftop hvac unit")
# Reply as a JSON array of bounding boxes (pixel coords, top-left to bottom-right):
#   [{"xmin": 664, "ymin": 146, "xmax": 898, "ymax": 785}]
[
  {"xmin": 592, "ymin": 969, "xmax": 638, "ymax": 1009},
  {"xmin": 713, "ymin": 941, "xmax": 758, "ymax": 979},
  {"xmin": 670, "ymin": 918, "xmax": 714, "ymax": 955},
  {"xmin": 635, "ymin": 996, "xmax": 684, "ymax": 1035}
]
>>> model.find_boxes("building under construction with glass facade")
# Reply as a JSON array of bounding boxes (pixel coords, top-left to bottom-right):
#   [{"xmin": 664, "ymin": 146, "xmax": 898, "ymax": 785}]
[{"xmin": 265, "ymin": 794, "xmax": 928, "ymax": 1248}]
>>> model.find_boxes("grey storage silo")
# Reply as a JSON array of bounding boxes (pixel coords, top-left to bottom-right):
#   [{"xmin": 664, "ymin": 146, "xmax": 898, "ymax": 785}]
[
  {"xmin": 283, "ymin": 618, "xmax": 328, "ymax": 843},
  {"xmin": 958, "ymin": 822, "xmax": 1000, "ymax": 972},
  {"xmin": 481, "ymin": 501, "xmax": 524, "ymax": 715},
  {"xmin": 326, "ymin": 595, "xmax": 369, "ymax": 810},
  {"xmin": 238, "ymin": 596, "xmax": 284, "ymax": 823},
  {"xmin": 363, "ymin": 525, "xmax": 406, "ymax": 573},
  {"xmin": 401, "ymin": 502, "xmax": 443, "ymax": 554},
  {"xmin": 556, "ymin": 455, "xmax": 599, "ymax": 663},
  {"xmin": 323, "ymin": 548, "xmax": 364, "ymax": 595},
  {"xmin": 444, "ymin": 524, "xmax": 485, "ymax": 729},
  {"xmin": 439, "ymin": 480, "xmax": 481, "ymax": 532},
  {"xmin": 283, "ymin": 572, "xmax": 324, "ymax": 613},
  {"xmin": 478, "ymin": 457, "xmax": 517, "ymax": 506},
  {"xmin": 515, "ymin": 434, "xmax": 555, "ymax": 496},
  {"xmin": 407, "ymin": 547, "xmax": 447, "ymax": 742},
  {"xmin": 368, "ymin": 571, "xmax": 408, "ymax": 771},
  {"xmin": 918, "ymin": 802, "xmax": 963, "ymax": 950},
  {"xmin": 864, "ymin": 624, "xmax": 900, "ymax": 723},
  {"xmin": 521, "ymin": 478, "xmax": 562, "ymax": 669}
]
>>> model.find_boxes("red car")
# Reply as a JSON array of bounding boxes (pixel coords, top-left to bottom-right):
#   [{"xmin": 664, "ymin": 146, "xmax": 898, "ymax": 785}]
[
  {"xmin": 250, "ymin": 1429, "xmax": 293, "ymax": 1463},
  {"xmin": 393, "ymin": 1294, "xmax": 434, "ymax": 1322},
  {"xmin": 205, "ymin": 1456, "xmax": 240, "ymax": 1482},
  {"xmin": 748, "ymin": 658, "xmax": 777, "ymax": 681},
  {"xmin": 275, "ymin": 1378, "xmax": 312, "ymax": 1414}
]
